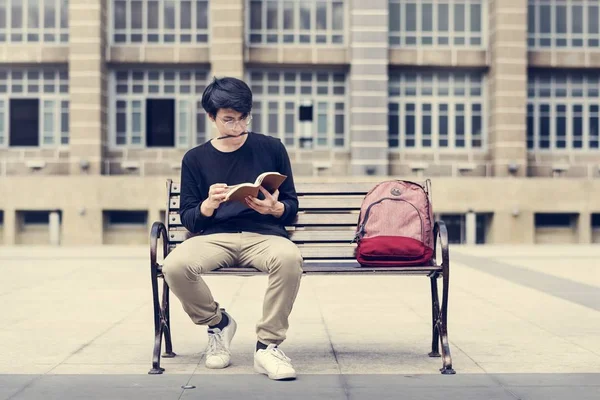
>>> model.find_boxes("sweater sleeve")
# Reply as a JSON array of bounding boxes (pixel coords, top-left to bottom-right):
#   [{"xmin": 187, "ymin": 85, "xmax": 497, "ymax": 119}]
[
  {"xmin": 179, "ymin": 157, "xmax": 214, "ymax": 233},
  {"xmin": 275, "ymin": 140, "xmax": 299, "ymax": 225}
]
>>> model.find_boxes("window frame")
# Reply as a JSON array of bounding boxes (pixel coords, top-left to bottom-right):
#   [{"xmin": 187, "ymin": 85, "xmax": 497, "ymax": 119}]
[
  {"xmin": 388, "ymin": 0, "xmax": 487, "ymax": 49},
  {"xmin": 527, "ymin": 72, "xmax": 600, "ymax": 151},
  {"xmin": 0, "ymin": 0, "xmax": 69, "ymax": 44},
  {"xmin": 247, "ymin": 69, "xmax": 349, "ymax": 150},
  {"xmin": 108, "ymin": 69, "xmax": 211, "ymax": 149},
  {"xmin": 109, "ymin": 0, "xmax": 210, "ymax": 45},
  {"xmin": 388, "ymin": 70, "xmax": 487, "ymax": 152},
  {"xmin": 528, "ymin": 0, "xmax": 600, "ymax": 49},
  {"xmin": 246, "ymin": 0, "xmax": 348, "ymax": 46},
  {"xmin": 0, "ymin": 68, "xmax": 69, "ymax": 149}
]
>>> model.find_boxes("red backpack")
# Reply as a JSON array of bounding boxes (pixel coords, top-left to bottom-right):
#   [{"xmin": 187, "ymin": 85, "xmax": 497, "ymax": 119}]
[{"xmin": 353, "ymin": 179, "xmax": 434, "ymax": 267}]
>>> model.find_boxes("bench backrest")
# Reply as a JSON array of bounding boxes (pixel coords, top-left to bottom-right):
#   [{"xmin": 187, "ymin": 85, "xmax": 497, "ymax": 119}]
[{"xmin": 165, "ymin": 180, "xmax": 374, "ymax": 261}]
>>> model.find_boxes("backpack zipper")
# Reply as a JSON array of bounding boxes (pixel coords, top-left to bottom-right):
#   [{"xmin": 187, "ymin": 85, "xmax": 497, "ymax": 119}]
[{"xmin": 352, "ymin": 197, "xmax": 424, "ymax": 244}]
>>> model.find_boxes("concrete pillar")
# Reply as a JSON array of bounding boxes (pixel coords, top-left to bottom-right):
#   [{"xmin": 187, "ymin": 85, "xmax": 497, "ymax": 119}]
[
  {"xmin": 2, "ymin": 209, "xmax": 15, "ymax": 245},
  {"xmin": 49, "ymin": 211, "xmax": 61, "ymax": 246},
  {"xmin": 349, "ymin": 0, "xmax": 389, "ymax": 176},
  {"xmin": 68, "ymin": 0, "xmax": 107, "ymax": 175},
  {"xmin": 488, "ymin": 0, "xmax": 528, "ymax": 177},
  {"xmin": 466, "ymin": 210, "xmax": 477, "ymax": 245},
  {"xmin": 210, "ymin": 0, "xmax": 244, "ymax": 79},
  {"xmin": 578, "ymin": 212, "xmax": 592, "ymax": 244}
]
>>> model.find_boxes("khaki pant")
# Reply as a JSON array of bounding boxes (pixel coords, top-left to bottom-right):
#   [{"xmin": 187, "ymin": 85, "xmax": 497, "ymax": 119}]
[{"xmin": 162, "ymin": 232, "xmax": 303, "ymax": 345}]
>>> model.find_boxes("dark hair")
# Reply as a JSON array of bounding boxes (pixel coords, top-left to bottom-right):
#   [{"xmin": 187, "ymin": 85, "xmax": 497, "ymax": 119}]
[{"xmin": 201, "ymin": 77, "xmax": 252, "ymax": 119}]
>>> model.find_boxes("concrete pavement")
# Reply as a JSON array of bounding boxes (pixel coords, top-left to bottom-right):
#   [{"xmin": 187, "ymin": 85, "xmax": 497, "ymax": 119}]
[{"xmin": 0, "ymin": 245, "xmax": 599, "ymax": 399}]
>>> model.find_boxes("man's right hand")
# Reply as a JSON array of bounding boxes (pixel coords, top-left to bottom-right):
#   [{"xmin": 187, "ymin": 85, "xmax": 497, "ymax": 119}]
[{"xmin": 200, "ymin": 183, "xmax": 228, "ymax": 217}]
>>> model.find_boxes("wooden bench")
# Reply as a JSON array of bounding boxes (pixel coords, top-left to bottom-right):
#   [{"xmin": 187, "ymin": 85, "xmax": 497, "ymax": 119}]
[{"xmin": 148, "ymin": 179, "xmax": 454, "ymax": 375}]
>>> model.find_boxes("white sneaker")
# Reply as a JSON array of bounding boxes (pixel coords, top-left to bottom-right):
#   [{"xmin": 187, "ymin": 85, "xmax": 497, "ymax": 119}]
[
  {"xmin": 205, "ymin": 310, "xmax": 237, "ymax": 369},
  {"xmin": 254, "ymin": 344, "xmax": 297, "ymax": 380}
]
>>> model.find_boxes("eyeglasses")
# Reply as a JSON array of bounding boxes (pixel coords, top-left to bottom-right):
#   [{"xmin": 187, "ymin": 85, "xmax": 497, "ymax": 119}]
[{"xmin": 218, "ymin": 115, "xmax": 252, "ymax": 130}]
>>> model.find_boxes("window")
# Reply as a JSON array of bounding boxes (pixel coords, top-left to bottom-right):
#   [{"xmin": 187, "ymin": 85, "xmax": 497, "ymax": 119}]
[
  {"xmin": 104, "ymin": 210, "xmax": 148, "ymax": 225},
  {"xmin": 528, "ymin": 72, "xmax": 600, "ymax": 150},
  {"xmin": 111, "ymin": 0, "xmax": 209, "ymax": 44},
  {"xmin": 535, "ymin": 213, "xmax": 576, "ymax": 227},
  {"xmin": 0, "ymin": 69, "xmax": 69, "ymax": 148},
  {"xmin": 249, "ymin": 70, "xmax": 347, "ymax": 148},
  {"xmin": 111, "ymin": 69, "xmax": 210, "ymax": 148},
  {"xmin": 528, "ymin": 0, "xmax": 600, "ymax": 48},
  {"xmin": 389, "ymin": 71, "xmax": 485, "ymax": 150},
  {"xmin": 389, "ymin": 0, "xmax": 485, "ymax": 47},
  {"xmin": 247, "ymin": 0, "xmax": 345, "ymax": 45},
  {"xmin": 0, "ymin": 0, "xmax": 68, "ymax": 43}
]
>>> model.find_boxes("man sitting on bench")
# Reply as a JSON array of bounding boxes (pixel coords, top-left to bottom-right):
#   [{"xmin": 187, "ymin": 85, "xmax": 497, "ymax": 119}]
[{"xmin": 161, "ymin": 77, "xmax": 303, "ymax": 381}]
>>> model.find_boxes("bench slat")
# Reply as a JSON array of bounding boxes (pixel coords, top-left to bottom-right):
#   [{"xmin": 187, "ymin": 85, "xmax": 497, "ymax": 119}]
[
  {"xmin": 168, "ymin": 181, "xmax": 375, "ymax": 195},
  {"xmin": 169, "ymin": 196, "xmax": 363, "ymax": 211},
  {"xmin": 166, "ymin": 212, "xmax": 360, "ymax": 227},
  {"xmin": 200, "ymin": 264, "xmax": 440, "ymax": 275},
  {"xmin": 167, "ymin": 241, "xmax": 357, "ymax": 259},
  {"xmin": 167, "ymin": 228, "xmax": 356, "ymax": 243}
]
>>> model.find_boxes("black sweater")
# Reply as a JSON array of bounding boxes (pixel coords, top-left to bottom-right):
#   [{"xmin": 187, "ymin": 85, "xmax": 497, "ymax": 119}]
[{"xmin": 178, "ymin": 132, "xmax": 299, "ymax": 238}]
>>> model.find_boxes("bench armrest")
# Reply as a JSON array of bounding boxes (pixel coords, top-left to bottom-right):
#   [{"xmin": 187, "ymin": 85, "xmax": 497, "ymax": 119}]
[
  {"xmin": 150, "ymin": 221, "xmax": 169, "ymax": 271},
  {"xmin": 433, "ymin": 220, "xmax": 450, "ymax": 268}
]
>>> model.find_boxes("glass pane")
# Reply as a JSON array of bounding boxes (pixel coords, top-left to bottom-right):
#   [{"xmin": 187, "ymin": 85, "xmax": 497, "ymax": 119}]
[
  {"xmin": 332, "ymin": 2, "xmax": 343, "ymax": 30},
  {"xmin": 470, "ymin": 4, "xmax": 481, "ymax": 32},
  {"xmin": 267, "ymin": 1, "xmax": 278, "ymax": 30},
  {"xmin": 422, "ymin": 3, "xmax": 433, "ymax": 32},
  {"xmin": 285, "ymin": 114, "xmax": 294, "ymax": 133},
  {"xmin": 131, "ymin": 1, "xmax": 142, "ymax": 29},
  {"xmin": 335, "ymin": 114, "xmax": 344, "ymax": 134},
  {"xmin": 28, "ymin": 0, "xmax": 39, "ymax": 29},
  {"xmin": 300, "ymin": 1, "xmax": 310, "ymax": 30},
  {"xmin": 438, "ymin": 4, "xmax": 449, "ymax": 31},
  {"xmin": 60, "ymin": 0, "xmax": 67, "ymax": 28},
  {"xmin": 164, "ymin": 0, "xmax": 176, "ymax": 29},
  {"xmin": 196, "ymin": 0, "xmax": 208, "ymax": 29},
  {"xmin": 318, "ymin": 114, "xmax": 327, "ymax": 133},
  {"xmin": 540, "ymin": 5, "xmax": 551, "ymax": 33},
  {"xmin": 181, "ymin": 1, "xmax": 191, "ymax": 29},
  {"xmin": 454, "ymin": 4, "xmax": 465, "ymax": 32},
  {"xmin": 316, "ymin": 1, "xmax": 327, "ymax": 30},
  {"xmin": 148, "ymin": 1, "xmax": 159, "ymax": 29},
  {"xmin": 283, "ymin": 2, "xmax": 293, "ymax": 29},
  {"xmin": 11, "ymin": 0, "xmax": 22, "ymax": 28},
  {"xmin": 406, "ymin": 4, "xmax": 416, "ymax": 31},
  {"xmin": 389, "ymin": 2, "xmax": 400, "ymax": 31},
  {"xmin": 114, "ymin": 0, "xmax": 125, "ymax": 30},
  {"xmin": 528, "ymin": 5, "xmax": 535, "ymax": 34},
  {"xmin": 556, "ymin": 6, "xmax": 567, "ymax": 34},
  {"xmin": 572, "ymin": 5, "xmax": 583, "ymax": 34},
  {"xmin": 589, "ymin": 6, "xmax": 599, "ymax": 34}
]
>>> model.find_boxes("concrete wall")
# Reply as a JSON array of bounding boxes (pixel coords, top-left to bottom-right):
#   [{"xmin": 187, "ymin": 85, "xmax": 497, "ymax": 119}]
[{"xmin": 1, "ymin": 176, "xmax": 599, "ymax": 246}]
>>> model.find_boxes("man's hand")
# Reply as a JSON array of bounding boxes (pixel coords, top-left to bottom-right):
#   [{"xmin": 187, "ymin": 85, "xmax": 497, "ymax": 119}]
[
  {"xmin": 200, "ymin": 183, "xmax": 228, "ymax": 217},
  {"xmin": 245, "ymin": 187, "xmax": 285, "ymax": 218}
]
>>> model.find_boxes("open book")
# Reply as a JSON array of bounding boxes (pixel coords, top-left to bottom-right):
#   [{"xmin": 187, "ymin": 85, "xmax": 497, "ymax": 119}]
[{"xmin": 225, "ymin": 172, "xmax": 287, "ymax": 203}]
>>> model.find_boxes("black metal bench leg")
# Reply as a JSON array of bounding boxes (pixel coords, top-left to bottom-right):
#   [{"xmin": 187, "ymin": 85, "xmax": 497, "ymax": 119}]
[
  {"xmin": 428, "ymin": 275, "xmax": 441, "ymax": 358},
  {"xmin": 149, "ymin": 261, "xmax": 165, "ymax": 374},
  {"xmin": 438, "ymin": 263, "xmax": 455, "ymax": 375},
  {"xmin": 162, "ymin": 280, "xmax": 176, "ymax": 358}
]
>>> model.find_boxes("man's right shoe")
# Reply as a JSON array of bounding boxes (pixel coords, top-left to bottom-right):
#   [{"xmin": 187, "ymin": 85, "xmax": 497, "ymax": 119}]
[{"xmin": 205, "ymin": 310, "xmax": 237, "ymax": 369}]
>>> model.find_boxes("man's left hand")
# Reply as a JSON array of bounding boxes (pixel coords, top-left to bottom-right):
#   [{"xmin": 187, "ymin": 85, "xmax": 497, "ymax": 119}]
[{"xmin": 245, "ymin": 187, "xmax": 285, "ymax": 217}]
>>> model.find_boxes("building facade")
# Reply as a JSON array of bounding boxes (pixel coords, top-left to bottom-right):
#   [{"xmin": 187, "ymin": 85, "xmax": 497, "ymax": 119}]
[{"xmin": 0, "ymin": 0, "xmax": 599, "ymax": 246}]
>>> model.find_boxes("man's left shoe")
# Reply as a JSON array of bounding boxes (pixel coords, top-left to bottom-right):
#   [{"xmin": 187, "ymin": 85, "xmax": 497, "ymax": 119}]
[{"xmin": 254, "ymin": 344, "xmax": 297, "ymax": 380}]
